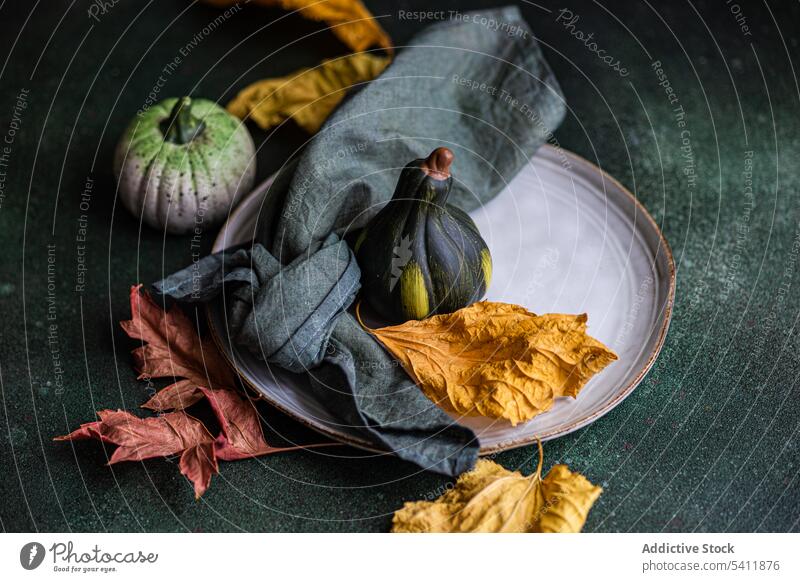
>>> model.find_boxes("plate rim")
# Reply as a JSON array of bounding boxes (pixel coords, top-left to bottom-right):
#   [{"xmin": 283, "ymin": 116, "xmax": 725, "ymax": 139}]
[{"xmin": 209, "ymin": 144, "xmax": 676, "ymax": 455}]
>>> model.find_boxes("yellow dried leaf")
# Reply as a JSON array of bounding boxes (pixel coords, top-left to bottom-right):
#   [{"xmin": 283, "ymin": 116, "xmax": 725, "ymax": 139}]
[
  {"xmin": 365, "ymin": 301, "xmax": 617, "ymax": 425},
  {"xmin": 227, "ymin": 53, "xmax": 389, "ymax": 132},
  {"xmin": 204, "ymin": 0, "xmax": 392, "ymax": 53},
  {"xmin": 392, "ymin": 442, "xmax": 602, "ymax": 533}
]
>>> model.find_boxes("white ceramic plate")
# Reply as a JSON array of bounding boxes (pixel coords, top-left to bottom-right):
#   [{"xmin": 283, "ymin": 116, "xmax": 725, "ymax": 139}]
[{"xmin": 209, "ymin": 145, "xmax": 675, "ymax": 454}]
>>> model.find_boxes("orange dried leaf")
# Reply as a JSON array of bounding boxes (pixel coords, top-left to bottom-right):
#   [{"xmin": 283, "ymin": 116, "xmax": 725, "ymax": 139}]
[
  {"xmin": 392, "ymin": 442, "xmax": 602, "ymax": 533},
  {"xmin": 227, "ymin": 53, "xmax": 389, "ymax": 132},
  {"xmin": 367, "ymin": 301, "xmax": 618, "ymax": 425},
  {"xmin": 204, "ymin": 0, "xmax": 392, "ymax": 52}
]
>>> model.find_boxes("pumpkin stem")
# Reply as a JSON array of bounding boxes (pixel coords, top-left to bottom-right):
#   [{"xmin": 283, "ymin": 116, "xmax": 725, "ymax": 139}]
[
  {"xmin": 421, "ymin": 147, "xmax": 454, "ymax": 180},
  {"xmin": 161, "ymin": 97, "xmax": 205, "ymax": 145},
  {"xmin": 422, "ymin": 148, "xmax": 455, "ymax": 180}
]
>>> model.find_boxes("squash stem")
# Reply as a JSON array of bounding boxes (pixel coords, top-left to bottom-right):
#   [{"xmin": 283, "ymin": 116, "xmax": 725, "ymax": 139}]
[
  {"xmin": 161, "ymin": 97, "xmax": 205, "ymax": 144},
  {"xmin": 421, "ymin": 147, "xmax": 454, "ymax": 180}
]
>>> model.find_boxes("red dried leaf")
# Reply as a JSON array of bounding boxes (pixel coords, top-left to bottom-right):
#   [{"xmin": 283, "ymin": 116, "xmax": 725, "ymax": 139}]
[
  {"xmin": 56, "ymin": 284, "xmax": 333, "ymax": 499},
  {"xmin": 198, "ymin": 386, "xmax": 336, "ymax": 460},
  {"xmin": 180, "ymin": 442, "xmax": 218, "ymax": 499},
  {"xmin": 199, "ymin": 387, "xmax": 281, "ymax": 460},
  {"xmin": 141, "ymin": 379, "xmax": 205, "ymax": 412},
  {"xmin": 55, "ymin": 419, "xmax": 114, "ymax": 444},
  {"xmin": 55, "ymin": 409, "xmax": 217, "ymax": 495},
  {"xmin": 121, "ymin": 285, "xmax": 235, "ymax": 410},
  {"xmin": 56, "ymin": 409, "xmax": 213, "ymax": 461}
]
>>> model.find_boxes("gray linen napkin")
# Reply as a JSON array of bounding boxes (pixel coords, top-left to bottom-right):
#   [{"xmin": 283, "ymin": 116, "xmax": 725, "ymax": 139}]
[{"xmin": 154, "ymin": 6, "xmax": 565, "ymax": 476}]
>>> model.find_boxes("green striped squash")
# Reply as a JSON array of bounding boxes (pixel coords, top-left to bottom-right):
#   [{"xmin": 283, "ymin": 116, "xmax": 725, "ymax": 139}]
[
  {"xmin": 113, "ymin": 97, "xmax": 255, "ymax": 235},
  {"xmin": 356, "ymin": 147, "xmax": 492, "ymax": 322}
]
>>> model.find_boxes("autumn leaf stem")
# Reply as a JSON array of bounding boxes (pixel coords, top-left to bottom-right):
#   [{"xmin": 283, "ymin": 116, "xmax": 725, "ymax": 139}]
[
  {"xmin": 534, "ymin": 438, "xmax": 544, "ymax": 481},
  {"xmin": 355, "ymin": 300, "xmax": 374, "ymax": 333},
  {"xmin": 266, "ymin": 442, "xmax": 342, "ymax": 454}
]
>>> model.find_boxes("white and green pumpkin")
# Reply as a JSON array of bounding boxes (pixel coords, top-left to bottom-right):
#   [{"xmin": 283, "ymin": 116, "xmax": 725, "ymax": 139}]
[
  {"xmin": 113, "ymin": 97, "xmax": 256, "ymax": 234},
  {"xmin": 356, "ymin": 147, "xmax": 492, "ymax": 322}
]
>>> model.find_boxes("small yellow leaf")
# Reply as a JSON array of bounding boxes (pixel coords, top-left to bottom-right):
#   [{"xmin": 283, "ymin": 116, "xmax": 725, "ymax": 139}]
[
  {"xmin": 392, "ymin": 442, "xmax": 602, "ymax": 533},
  {"xmin": 366, "ymin": 301, "xmax": 618, "ymax": 425},
  {"xmin": 537, "ymin": 464, "xmax": 604, "ymax": 533},
  {"xmin": 227, "ymin": 53, "xmax": 390, "ymax": 132},
  {"xmin": 277, "ymin": 0, "xmax": 392, "ymax": 53},
  {"xmin": 204, "ymin": 0, "xmax": 393, "ymax": 53}
]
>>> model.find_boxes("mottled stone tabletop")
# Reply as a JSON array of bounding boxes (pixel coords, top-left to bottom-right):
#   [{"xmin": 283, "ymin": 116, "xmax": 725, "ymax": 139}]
[{"xmin": 1, "ymin": 0, "xmax": 798, "ymax": 532}]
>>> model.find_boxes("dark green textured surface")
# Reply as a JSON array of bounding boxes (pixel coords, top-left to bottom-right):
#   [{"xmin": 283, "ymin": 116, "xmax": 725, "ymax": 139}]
[{"xmin": 0, "ymin": 0, "xmax": 798, "ymax": 532}]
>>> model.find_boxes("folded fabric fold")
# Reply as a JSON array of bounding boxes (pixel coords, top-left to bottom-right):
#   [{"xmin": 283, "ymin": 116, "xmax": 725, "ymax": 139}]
[
  {"xmin": 153, "ymin": 234, "xmax": 360, "ymax": 373},
  {"xmin": 154, "ymin": 6, "xmax": 566, "ymax": 477}
]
